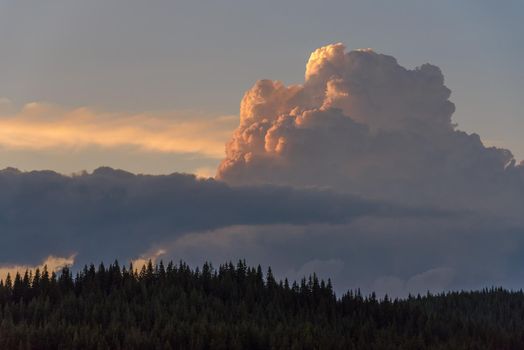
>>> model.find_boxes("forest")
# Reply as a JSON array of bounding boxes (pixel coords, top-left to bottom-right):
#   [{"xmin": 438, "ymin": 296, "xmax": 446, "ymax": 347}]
[{"xmin": 0, "ymin": 260, "xmax": 523, "ymax": 350}]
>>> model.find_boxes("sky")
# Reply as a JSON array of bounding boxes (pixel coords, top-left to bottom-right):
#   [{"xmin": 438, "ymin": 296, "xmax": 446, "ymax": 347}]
[
  {"xmin": 0, "ymin": 1, "xmax": 524, "ymax": 297},
  {"xmin": 0, "ymin": 0, "xmax": 523, "ymax": 174}
]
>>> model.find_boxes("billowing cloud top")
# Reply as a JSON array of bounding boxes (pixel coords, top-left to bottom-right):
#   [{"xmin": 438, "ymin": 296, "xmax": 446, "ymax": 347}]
[{"xmin": 218, "ymin": 43, "xmax": 523, "ymax": 216}]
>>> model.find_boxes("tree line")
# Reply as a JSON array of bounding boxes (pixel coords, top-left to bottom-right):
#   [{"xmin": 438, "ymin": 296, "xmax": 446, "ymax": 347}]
[{"xmin": 0, "ymin": 260, "xmax": 523, "ymax": 349}]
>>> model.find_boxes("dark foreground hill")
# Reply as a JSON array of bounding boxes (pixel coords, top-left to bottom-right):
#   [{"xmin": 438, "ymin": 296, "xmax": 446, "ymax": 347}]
[{"xmin": 1, "ymin": 261, "xmax": 523, "ymax": 349}]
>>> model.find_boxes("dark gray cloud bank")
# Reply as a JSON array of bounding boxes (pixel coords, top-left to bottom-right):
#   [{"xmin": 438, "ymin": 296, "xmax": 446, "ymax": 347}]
[
  {"xmin": 2, "ymin": 166, "xmax": 518, "ymax": 297},
  {"xmin": 2, "ymin": 43, "xmax": 524, "ymax": 297},
  {"xmin": 0, "ymin": 166, "xmax": 400, "ymax": 266}
]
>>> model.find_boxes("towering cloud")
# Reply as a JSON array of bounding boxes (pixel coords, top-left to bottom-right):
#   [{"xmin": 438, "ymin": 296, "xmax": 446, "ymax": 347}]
[{"xmin": 218, "ymin": 43, "xmax": 523, "ymax": 216}]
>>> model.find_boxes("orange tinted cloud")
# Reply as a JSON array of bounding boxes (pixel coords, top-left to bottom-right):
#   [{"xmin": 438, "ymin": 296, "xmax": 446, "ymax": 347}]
[
  {"xmin": 0, "ymin": 102, "xmax": 236, "ymax": 158},
  {"xmin": 131, "ymin": 249, "xmax": 167, "ymax": 272},
  {"xmin": 0, "ymin": 254, "xmax": 76, "ymax": 282}
]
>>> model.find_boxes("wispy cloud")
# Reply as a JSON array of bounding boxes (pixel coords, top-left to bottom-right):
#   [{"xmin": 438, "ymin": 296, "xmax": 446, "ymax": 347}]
[{"xmin": 0, "ymin": 101, "xmax": 236, "ymax": 159}]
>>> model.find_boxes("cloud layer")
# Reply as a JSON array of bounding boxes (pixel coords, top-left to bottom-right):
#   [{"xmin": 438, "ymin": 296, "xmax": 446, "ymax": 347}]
[
  {"xmin": 0, "ymin": 167, "xmax": 394, "ymax": 268},
  {"xmin": 4, "ymin": 166, "xmax": 513, "ymax": 298},
  {"xmin": 217, "ymin": 43, "xmax": 524, "ymax": 216},
  {"xmin": 159, "ymin": 216, "xmax": 524, "ymax": 298}
]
